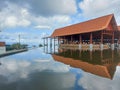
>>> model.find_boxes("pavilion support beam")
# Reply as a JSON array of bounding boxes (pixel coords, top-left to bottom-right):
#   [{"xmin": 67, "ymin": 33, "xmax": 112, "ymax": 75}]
[
  {"xmin": 63, "ymin": 36, "xmax": 65, "ymax": 44},
  {"xmin": 71, "ymin": 35, "xmax": 73, "ymax": 44},
  {"xmin": 43, "ymin": 38, "xmax": 45, "ymax": 52},
  {"xmin": 111, "ymin": 32, "xmax": 114, "ymax": 50},
  {"xmin": 46, "ymin": 38, "xmax": 48, "ymax": 53},
  {"xmin": 118, "ymin": 34, "xmax": 120, "ymax": 49},
  {"xmin": 100, "ymin": 31, "xmax": 103, "ymax": 50},
  {"xmin": 89, "ymin": 33, "xmax": 93, "ymax": 51},
  {"xmin": 47, "ymin": 38, "xmax": 48, "ymax": 46},
  {"xmin": 54, "ymin": 37, "xmax": 55, "ymax": 53},
  {"xmin": 58, "ymin": 37, "xmax": 60, "ymax": 46},
  {"xmin": 43, "ymin": 38, "xmax": 45, "ymax": 47},
  {"xmin": 79, "ymin": 34, "xmax": 82, "ymax": 49},
  {"xmin": 50, "ymin": 38, "xmax": 52, "ymax": 48}
]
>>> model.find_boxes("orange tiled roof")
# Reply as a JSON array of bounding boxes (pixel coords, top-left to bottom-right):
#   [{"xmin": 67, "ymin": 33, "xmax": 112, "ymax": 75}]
[
  {"xmin": 118, "ymin": 26, "xmax": 120, "ymax": 31},
  {"xmin": 51, "ymin": 14, "xmax": 114, "ymax": 37},
  {"xmin": 0, "ymin": 42, "xmax": 5, "ymax": 46}
]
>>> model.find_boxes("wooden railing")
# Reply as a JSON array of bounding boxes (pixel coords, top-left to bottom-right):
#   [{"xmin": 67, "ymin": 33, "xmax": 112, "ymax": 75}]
[{"xmin": 60, "ymin": 44, "xmax": 110, "ymax": 50}]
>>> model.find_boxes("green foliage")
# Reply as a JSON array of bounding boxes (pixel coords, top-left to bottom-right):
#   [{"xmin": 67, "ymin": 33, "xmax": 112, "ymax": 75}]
[{"xmin": 6, "ymin": 43, "xmax": 28, "ymax": 51}]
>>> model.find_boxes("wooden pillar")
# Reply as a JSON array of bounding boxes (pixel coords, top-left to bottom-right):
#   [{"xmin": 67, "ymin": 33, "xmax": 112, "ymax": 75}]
[
  {"xmin": 90, "ymin": 33, "xmax": 92, "ymax": 44},
  {"xmin": 43, "ymin": 38, "xmax": 45, "ymax": 46},
  {"xmin": 101, "ymin": 31, "xmax": 103, "ymax": 44},
  {"xmin": 100, "ymin": 31, "xmax": 103, "ymax": 50},
  {"xmin": 49, "ymin": 38, "xmax": 52, "ymax": 53},
  {"xmin": 46, "ymin": 38, "xmax": 48, "ymax": 53},
  {"xmin": 112, "ymin": 32, "xmax": 114, "ymax": 44},
  {"xmin": 58, "ymin": 37, "xmax": 60, "ymax": 45},
  {"xmin": 111, "ymin": 32, "xmax": 114, "ymax": 50},
  {"xmin": 66, "ymin": 36, "xmax": 68, "ymax": 44},
  {"xmin": 118, "ymin": 33, "xmax": 120, "ymax": 49},
  {"xmin": 90, "ymin": 51, "xmax": 92, "ymax": 60},
  {"xmin": 63, "ymin": 36, "xmax": 65, "ymax": 44},
  {"xmin": 89, "ymin": 33, "xmax": 93, "ymax": 51},
  {"xmin": 100, "ymin": 50, "xmax": 103, "ymax": 59},
  {"xmin": 79, "ymin": 34, "xmax": 82, "ymax": 49},
  {"xmin": 43, "ymin": 38, "xmax": 45, "ymax": 52},
  {"xmin": 54, "ymin": 37, "xmax": 55, "ymax": 53},
  {"xmin": 71, "ymin": 35, "xmax": 73, "ymax": 44},
  {"xmin": 79, "ymin": 34, "xmax": 82, "ymax": 44},
  {"xmin": 50, "ymin": 38, "xmax": 52, "ymax": 47},
  {"xmin": 47, "ymin": 38, "xmax": 48, "ymax": 46}
]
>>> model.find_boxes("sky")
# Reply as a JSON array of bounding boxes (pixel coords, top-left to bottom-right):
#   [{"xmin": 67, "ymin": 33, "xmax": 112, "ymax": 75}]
[{"xmin": 0, "ymin": 0, "xmax": 120, "ymax": 45}]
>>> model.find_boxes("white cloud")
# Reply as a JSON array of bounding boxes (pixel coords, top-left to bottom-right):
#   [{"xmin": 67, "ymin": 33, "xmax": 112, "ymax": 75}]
[
  {"xmin": 0, "ymin": 0, "xmax": 77, "ymax": 45},
  {"xmin": 34, "ymin": 25, "xmax": 51, "ymax": 29},
  {"xmin": 0, "ymin": 1, "xmax": 73, "ymax": 31},
  {"xmin": 0, "ymin": 57, "xmax": 71, "ymax": 83},
  {"xmin": 26, "ymin": 0, "xmax": 77, "ymax": 16},
  {"xmin": 79, "ymin": 0, "xmax": 120, "ymax": 24},
  {"xmin": 5, "ymin": 16, "xmax": 17, "ymax": 27},
  {"xmin": 0, "ymin": 2, "xmax": 31, "ymax": 29},
  {"xmin": 78, "ymin": 66, "xmax": 120, "ymax": 90}
]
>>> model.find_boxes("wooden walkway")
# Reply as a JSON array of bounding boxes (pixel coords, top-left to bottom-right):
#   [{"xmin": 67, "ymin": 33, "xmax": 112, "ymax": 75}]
[{"xmin": 0, "ymin": 49, "xmax": 28, "ymax": 58}]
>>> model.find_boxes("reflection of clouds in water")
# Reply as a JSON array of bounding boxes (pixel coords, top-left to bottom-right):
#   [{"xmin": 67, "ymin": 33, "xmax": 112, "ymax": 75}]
[
  {"xmin": 78, "ymin": 66, "xmax": 120, "ymax": 90},
  {"xmin": 0, "ymin": 58, "xmax": 70, "ymax": 84},
  {"xmin": 19, "ymin": 72, "xmax": 76, "ymax": 90}
]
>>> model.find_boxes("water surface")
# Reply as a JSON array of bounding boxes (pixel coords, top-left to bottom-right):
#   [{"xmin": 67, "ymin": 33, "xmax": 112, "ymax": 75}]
[{"xmin": 0, "ymin": 48, "xmax": 120, "ymax": 90}]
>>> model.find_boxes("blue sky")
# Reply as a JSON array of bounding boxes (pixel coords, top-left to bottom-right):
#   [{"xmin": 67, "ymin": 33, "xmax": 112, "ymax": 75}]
[{"xmin": 0, "ymin": 0, "xmax": 120, "ymax": 45}]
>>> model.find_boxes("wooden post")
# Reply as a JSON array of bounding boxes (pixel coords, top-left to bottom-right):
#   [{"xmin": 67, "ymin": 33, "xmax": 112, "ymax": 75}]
[
  {"xmin": 71, "ymin": 35, "xmax": 73, "ymax": 44},
  {"xmin": 47, "ymin": 38, "xmax": 48, "ymax": 46},
  {"xmin": 50, "ymin": 38, "xmax": 52, "ymax": 53},
  {"xmin": 112, "ymin": 32, "xmax": 114, "ymax": 44},
  {"xmin": 43, "ymin": 38, "xmax": 45, "ymax": 52},
  {"xmin": 111, "ymin": 32, "xmax": 114, "ymax": 50},
  {"xmin": 90, "ymin": 33, "xmax": 92, "ymax": 44},
  {"xmin": 79, "ymin": 35, "xmax": 82, "ymax": 44},
  {"xmin": 58, "ymin": 37, "xmax": 59, "ymax": 45},
  {"xmin": 101, "ymin": 31, "xmax": 103, "ymax": 44},
  {"xmin": 79, "ymin": 34, "xmax": 82, "ymax": 49},
  {"xmin": 100, "ymin": 31, "xmax": 103, "ymax": 50},
  {"xmin": 46, "ymin": 38, "xmax": 48, "ymax": 53},
  {"xmin": 118, "ymin": 33, "xmax": 120, "ymax": 49},
  {"xmin": 90, "ymin": 33, "xmax": 93, "ymax": 51},
  {"xmin": 43, "ymin": 38, "xmax": 45, "ymax": 46},
  {"xmin": 54, "ymin": 37, "xmax": 55, "ymax": 53},
  {"xmin": 63, "ymin": 36, "xmax": 65, "ymax": 44}
]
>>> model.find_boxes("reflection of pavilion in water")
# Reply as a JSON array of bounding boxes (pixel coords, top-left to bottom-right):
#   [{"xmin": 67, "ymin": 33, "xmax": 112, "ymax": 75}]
[{"xmin": 52, "ymin": 48, "xmax": 120, "ymax": 79}]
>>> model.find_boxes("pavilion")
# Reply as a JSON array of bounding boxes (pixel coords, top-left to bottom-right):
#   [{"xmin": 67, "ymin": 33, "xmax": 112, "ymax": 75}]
[{"xmin": 45, "ymin": 14, "xmax": 120, "ymax": 50}]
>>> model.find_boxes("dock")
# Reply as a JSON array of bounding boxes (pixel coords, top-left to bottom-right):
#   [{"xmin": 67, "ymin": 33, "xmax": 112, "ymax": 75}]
[{"xmin": 0, "ymin": 49, "xmax": 28, "ymax": 58}]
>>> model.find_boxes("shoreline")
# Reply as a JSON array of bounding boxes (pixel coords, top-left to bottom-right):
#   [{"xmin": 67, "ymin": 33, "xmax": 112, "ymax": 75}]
[{"xmin": 0, "ymin": 49, "xmax": 28, "ymax": 58}]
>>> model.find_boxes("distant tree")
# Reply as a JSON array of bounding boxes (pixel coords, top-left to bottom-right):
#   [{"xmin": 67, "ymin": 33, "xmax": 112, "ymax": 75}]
[
  {"xmin": 11, "ymin": 43, "xmax": 28, "ymax": 50},
  {"xmin": 11, "ymin": 43, "xmax": 21, "ymax": 49},
  {"xmin": 39, "ymin": 44, "xmax": 43, "ymax": 47}
]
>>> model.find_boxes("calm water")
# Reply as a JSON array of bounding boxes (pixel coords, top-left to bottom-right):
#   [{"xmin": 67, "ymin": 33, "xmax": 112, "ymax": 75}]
[{"xmin": 0, "ymin": 48, "xmax": 120, "ymax": 90}]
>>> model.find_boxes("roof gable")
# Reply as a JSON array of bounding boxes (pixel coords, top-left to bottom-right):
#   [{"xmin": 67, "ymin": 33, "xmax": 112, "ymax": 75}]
[
  {"xmin": 106, "ymin": 15, "xmax": 118, "ymax": 31},
  {"xmin": 51, "ymin": 14, "xmax": 114, "ymax": 37}
]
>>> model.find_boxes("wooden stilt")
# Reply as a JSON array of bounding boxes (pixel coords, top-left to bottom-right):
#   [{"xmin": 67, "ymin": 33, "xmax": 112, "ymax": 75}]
[
  {"xmin": 89, "ymin": 33, "xmax": 93, "ymax": 51},
  {"xmin": 100, "ymin": 31, "xmax": 103, "ymax": 50},
  {"xmin": 90, "ymin": 33, "xmax": 92, "ymax": 44},
  {"xmin": 71, "ymin": 35, "xmax": 73, "ymax": 44}
]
